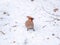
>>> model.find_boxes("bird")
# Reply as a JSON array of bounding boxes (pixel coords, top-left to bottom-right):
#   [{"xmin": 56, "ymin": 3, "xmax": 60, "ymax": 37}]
[{"xmin": 25, "ymin": 16, "xmax": 35, "ymax": 31}]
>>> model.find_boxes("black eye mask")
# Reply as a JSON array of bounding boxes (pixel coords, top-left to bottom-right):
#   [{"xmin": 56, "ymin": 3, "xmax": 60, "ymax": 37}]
[
  {"xmin": 28, "ymin": 18, "xmax": 34, "ymax": 20},
  {"xmin": 31, "ymin": 18, "xmax": 34, "ymax": 20}
]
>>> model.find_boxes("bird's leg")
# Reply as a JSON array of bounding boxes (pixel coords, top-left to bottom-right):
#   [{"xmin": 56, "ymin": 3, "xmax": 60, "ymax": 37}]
[
  {"xmin": 33, "ymin": 28, "xmax": 35, "ymax": 31},
  {"xmin": 27, "ymin": 28, "xmax": 29, "ymax": 31}
]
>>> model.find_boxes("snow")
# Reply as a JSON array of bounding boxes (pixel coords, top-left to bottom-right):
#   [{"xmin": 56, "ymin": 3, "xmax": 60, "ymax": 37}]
[{"xmin": 0, "ymin": 0, "xmax": 60, "ymax": 45}]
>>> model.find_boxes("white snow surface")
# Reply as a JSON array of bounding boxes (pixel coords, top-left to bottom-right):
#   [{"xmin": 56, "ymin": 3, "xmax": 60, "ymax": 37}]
[{"xmin": 0, "ymin": 0, "xmax": 60, "ymax": 45}]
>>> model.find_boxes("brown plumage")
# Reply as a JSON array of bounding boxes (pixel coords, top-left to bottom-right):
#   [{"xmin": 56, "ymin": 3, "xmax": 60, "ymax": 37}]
[{"xmin": 25, "ymin": 16, "xmax": 35, "ymax": 31}]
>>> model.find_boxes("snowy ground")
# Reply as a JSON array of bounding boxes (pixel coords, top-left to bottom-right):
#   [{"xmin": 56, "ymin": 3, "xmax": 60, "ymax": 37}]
[{"xmin": 0, "ymin": 0, "xmax": 60, "ymax": 45}]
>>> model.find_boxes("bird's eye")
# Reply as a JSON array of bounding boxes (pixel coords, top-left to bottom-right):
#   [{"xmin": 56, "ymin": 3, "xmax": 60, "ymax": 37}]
[{"xmin": 31, "ymin": 18, "xmax": 34, "ymax": 20}]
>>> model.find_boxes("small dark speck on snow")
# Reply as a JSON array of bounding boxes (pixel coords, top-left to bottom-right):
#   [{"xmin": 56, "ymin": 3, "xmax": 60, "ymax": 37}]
[
  {"xmin": 0, "ymin": 17, "xmax": 4, "ymax": 19},
  {"xmin": 56, "ymin": 37, "xmax": 60, "ymax": 40},
  {"xmin": 31, "ymin": 0, "xmax": 34, "ymax": 2},
  {"xmin": 3, "ymin": 12, "xmax": 7, "ymax": 14},
  {"xmin": 24, "ymin": 39, "xmax": 28, "ymax": 45},
  {"xmin": 3, "ymin": 12, "xmax": 10, "ymax": 16},
  {"xmin": 53, "ymin": 8, "xmax": 59, "ymax": 12},
  {"xmin": 47, "ymin": 37, "xmax": 49, "ymax": 40},
  {"xmin": 0, "ymin": 31, "xmax": 5, "ymax": 35},
  {"xmin": 52, "ymin": 33, "xmax": 55, "ymax": 36},
  {"xmin": 13, "ymin": 41, "xmax": 16, "ymax": 43},
  {"xmin": 12, "ymin": 25, "xmax": 17, "ymax": 27}
]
